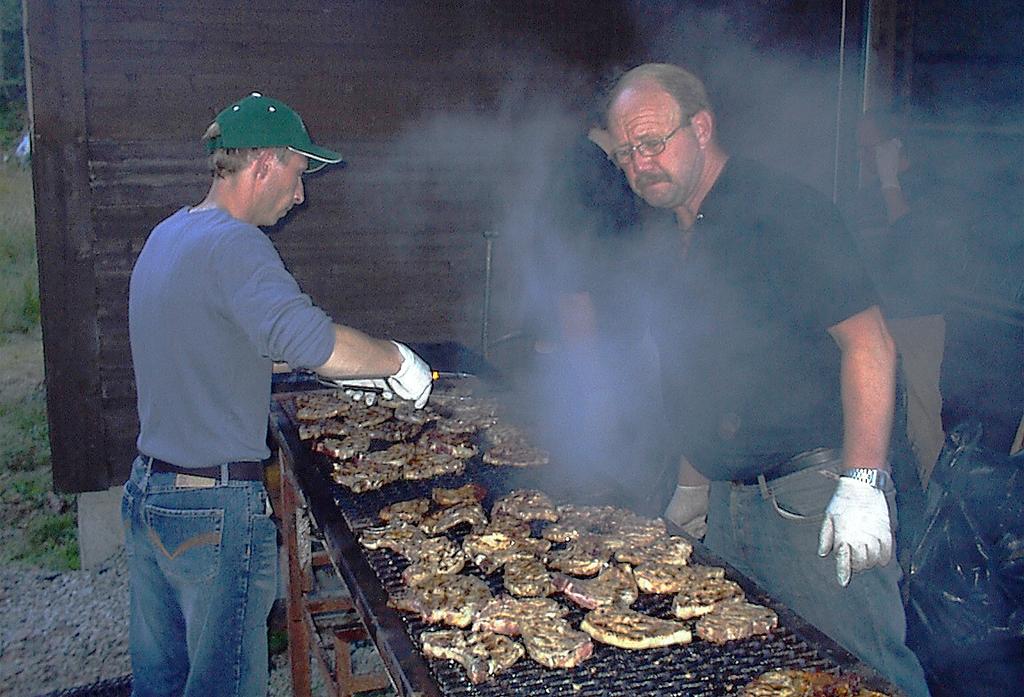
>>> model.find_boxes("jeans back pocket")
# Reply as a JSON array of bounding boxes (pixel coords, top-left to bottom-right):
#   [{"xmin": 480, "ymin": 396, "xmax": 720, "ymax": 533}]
[{"xmin": 144, "ymin": 504, "xmax": 224, "ymax": 583}]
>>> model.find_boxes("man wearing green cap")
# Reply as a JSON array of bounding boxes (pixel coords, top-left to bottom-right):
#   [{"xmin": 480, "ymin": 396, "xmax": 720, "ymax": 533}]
[{"xmin": 122, "ymin": 92, "xmax": 432, "ymax": 697}]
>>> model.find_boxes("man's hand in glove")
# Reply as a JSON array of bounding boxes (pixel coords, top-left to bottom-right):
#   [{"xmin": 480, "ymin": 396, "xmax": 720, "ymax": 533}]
[
  {"xmin": 664, "ymin": 484, "xmax": 710, "ymax": 539},
  {"xmin": 387, "ymin": 341, "xmax": 432, "ymax": 408},
  {"xmin": 817, "ymin": 477, "xmax": 894, "ymax": 586},
  {"xmin": 334, "ymin": 378, "xmax": 392, "ymax": 406}
]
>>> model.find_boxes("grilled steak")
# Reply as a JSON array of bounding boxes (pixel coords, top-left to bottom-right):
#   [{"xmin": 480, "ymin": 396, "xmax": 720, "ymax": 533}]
[
  {"xmin": 553, "ymin": 563, "xmax": 638, "ymax": 609},
  {"xmin": 330, "ymin": 457, "xmax": 400, "ymax": 493},
  {"xmin": 365, "ymin": 418, "xmax": 422, "ymax": 442},
  {"xmin": 378, "ymin": 498, "xmax": 431, "ymax": 524},
  {"xmin": 390, "ymin": 573, "xmax": 493, "ymax": 628},
  {"xmin": 421, "ymin": 629, "xmax": 525, "ymax": 685},
  {"xmin": 401, "ymin": 536, "xmax": 467, "ymax": 585},
  {"xmin": 503, "ymin": 555, "xmax": 555, "ymax": 598},
  {"xmin": 580, "ymin": 606, "xmax": 693, "ymax": 650},
  {"xmin": 420, "ymin": 430, "xmax": 479, "ymax": 459},
  {"xmin": 432, "ymin": 483, "xmax": 488, "ymax": 507},
  {"xmin": 492, "ymin": 489, "xmax": 560, "ymax": 523},
  {"xmin": 695, "ymin": 598, "xmax": 778, "ymax": 644},
  {"xmin": 358, "ymin": 520, "xmax": 426, "ymax": 556},
  {"xmin": 671, "ymin": 576, "xmax": 745, "ymax": 619},
  {"xmin": 520, "ymin": 619, "xmax": 594, "ymax": 669},
  {"xmin": 401, "ymin": 448, "xmax": 466, "ymax": 480},
  {"xmin": 472, "ymin": 595, "xmax": 569, "ymax": 636},
  {"xmin": 393, "ymin": 402, "xmax": 439, "ymax": 425},
  {"xmin": 546, "ymin": 536, "xmax": 612, "ymax": 576},
  {"xmin": 740, "ymin": 669, "xmax": 888, "ymax": 697},
  {"xmin": 419, "ymin": 501, "xmax": 488, "ymax": 535},
  {"xmin": 615, "ymin": 535, "xmax": 693, "ymax": 566},
  {"xmin": 463, "ymin": 529, "xmax": 551, "ymax": 575},
  {"xmin": 482, "ymin": 443, "xmax": 551, "ymax": 468},
  {"xmin": 318, "ymin": 434, "xmax": 371, "ymax": 460},
  {"xmin": 634, "ymin": 562, "xmax": 724, "ymax": 595}
]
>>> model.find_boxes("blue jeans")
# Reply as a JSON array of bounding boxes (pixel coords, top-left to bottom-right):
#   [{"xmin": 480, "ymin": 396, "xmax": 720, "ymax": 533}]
[
  {"xmin": 704, "ymin": 454, "xmax": 931, "ymax": 697},
  {"xmin": 121, "ymin": 456, "xmax": 278, "ymax": 697}
]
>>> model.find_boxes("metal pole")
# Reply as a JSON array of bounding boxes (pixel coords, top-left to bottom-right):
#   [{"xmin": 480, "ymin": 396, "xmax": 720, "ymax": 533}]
[{"xmin": 481, "ymin": 230, "xmax": 499, "ymax": 359}]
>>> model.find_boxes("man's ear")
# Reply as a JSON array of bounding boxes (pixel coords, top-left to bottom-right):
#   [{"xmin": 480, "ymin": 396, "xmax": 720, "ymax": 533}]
[
  {"xmin": 690, "ymin": 110, "xmax": 715, "ymax": 148},
  {"xmin": 251, "ymin": 150, "xmax": 274, "ymax": 180}
]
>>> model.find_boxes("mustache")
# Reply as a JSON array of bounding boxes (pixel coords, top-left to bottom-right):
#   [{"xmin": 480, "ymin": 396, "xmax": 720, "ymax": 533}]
[{"xmin": 634, "ymin": 173, "xmax": 671, "ymax": 189}]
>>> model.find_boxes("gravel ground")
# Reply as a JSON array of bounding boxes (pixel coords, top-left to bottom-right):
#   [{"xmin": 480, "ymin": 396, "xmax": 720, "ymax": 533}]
[{"xmin": 0, "ymin": 550, "xmax": 393, "ymax": 697}]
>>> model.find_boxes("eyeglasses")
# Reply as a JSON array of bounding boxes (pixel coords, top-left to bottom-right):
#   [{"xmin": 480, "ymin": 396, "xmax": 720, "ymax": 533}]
[{"xmin": 612, "ymin": 125, "xmax": 684, "ymax": 166}]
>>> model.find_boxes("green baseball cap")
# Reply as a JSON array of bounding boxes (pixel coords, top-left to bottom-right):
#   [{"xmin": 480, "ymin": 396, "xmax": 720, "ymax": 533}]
[{"xmin": 205, "ymin": 92, "xmax": 344, "ymax": 172}]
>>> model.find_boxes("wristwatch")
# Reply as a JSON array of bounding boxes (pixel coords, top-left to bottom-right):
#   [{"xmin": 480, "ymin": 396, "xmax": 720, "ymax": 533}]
[{"xmin": 841, "ymin": 468, "xmax": 892, "ymax": 491}]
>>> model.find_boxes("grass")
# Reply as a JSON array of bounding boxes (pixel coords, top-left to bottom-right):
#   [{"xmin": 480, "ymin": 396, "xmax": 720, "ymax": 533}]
[
  {"xmin": 0, "ymin": 163, "xmax": 79, "ymax": 571},
  {"xmin": 0, "ymin": 166, "xmax": 38, "ymax": 332},
  {"xmin": 0, "ymin": 385, "xmax": 50, "ymax": 470}
]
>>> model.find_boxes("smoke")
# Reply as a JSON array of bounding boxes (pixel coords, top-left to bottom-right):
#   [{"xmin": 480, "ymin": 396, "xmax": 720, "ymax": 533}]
[{"xmin": 321, "ymin": 1, "xmax": 1022, "ymax": 505}]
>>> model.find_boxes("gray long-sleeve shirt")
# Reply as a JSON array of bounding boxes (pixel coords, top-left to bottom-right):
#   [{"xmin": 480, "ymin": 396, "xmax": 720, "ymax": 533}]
[{"xmin": 129, "ymin": 207, "xmax": 334, "ymax": 467}]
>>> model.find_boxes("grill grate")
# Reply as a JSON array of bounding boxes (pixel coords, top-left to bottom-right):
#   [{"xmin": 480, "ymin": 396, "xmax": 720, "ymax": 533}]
[{"xmin": 274, "ymin": 388, "xmax": 898, "ymax": 697}]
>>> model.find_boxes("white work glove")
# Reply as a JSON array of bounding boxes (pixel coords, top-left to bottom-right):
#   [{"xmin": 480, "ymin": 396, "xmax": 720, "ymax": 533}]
[
  {"xmin": 387, "ymin": 341, "xmax": 432, "ymax": 409},
  {"xmin": 664, "ymin": 484, "xmax": 710, "ymax": 539},
  {"xmin": 873, "ymin": 138, "xmax": 902, "ymax": 190},
  {"xmin": 817, "ymin": 477, "xmax": 893, "ymax": 587},
  {"xmin": 337, "ymin": 378, "xmax": 392, "ymax": 406}
]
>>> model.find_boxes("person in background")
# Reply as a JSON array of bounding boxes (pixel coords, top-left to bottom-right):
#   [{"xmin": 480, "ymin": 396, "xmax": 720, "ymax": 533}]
[
  {"xmin": 123, "ymin": 92, "xmax": 432, "ymax": 697},
  {"xmin": 845, "ymin": 108, "xmax": 951, "ymax": 489},
  {"xmin": 605, "ymin": 64, "xmax": 929, "ymax": 697},
  {"xmin": 525, "ymin": 89, "xmax": 674, "ymax": 517}
]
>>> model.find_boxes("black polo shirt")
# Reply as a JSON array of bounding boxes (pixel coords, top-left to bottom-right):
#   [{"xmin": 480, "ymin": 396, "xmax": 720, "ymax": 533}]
[{"xmin": 647, "ymin": 158, "xmax": 879, "ymax": 481}]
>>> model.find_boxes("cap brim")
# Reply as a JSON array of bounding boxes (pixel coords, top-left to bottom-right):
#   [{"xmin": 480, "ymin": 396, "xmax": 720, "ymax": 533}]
[{"xmin": 288, "ymin": 145, "xmax": 346, "ymax": 173}]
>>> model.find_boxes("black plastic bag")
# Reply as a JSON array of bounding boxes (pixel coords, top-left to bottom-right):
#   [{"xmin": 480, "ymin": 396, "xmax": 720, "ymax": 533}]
[{"xmin": 905, "ymin": 422, "xmax": 1024, "ymax": 696}]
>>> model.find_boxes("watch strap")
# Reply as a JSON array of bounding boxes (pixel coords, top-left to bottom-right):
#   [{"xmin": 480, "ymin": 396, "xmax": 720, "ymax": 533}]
[{"xmin": 841, "ymin": 468, "xmax": 892, "ymax": 491}]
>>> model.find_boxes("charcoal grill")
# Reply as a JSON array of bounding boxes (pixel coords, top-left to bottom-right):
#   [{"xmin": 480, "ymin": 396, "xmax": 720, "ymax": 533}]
[{"xmin": 269, "ymin": 371, "xmax": 905, "ymax": 697}]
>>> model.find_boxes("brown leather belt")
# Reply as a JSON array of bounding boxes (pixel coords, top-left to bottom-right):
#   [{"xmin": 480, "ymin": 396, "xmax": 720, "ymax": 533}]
[
  {"xmin": 143, "ymin": 455, "xmax": 264, "ymax": 481},
  {"xmin": 734, "ymin": 447, "xmax": 840, "ymax": 486}
]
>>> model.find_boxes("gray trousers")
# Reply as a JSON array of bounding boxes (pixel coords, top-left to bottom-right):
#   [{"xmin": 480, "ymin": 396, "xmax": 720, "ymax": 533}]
[{"xmin": 704, "ymin": 455, "xmax": 931, "ymax": 697}]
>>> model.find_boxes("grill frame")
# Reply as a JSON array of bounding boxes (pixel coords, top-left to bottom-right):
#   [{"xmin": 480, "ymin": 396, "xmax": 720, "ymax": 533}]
[{"xmin": 269, "ymin": 382, "xmax": 905, "ymax": 697}]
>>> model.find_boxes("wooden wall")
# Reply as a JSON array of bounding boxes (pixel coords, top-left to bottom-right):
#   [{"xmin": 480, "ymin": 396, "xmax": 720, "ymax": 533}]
[
  {"xmin": 26, "ymin": 0, "xmax": 870, "ymax": 493},
  {"xmin": 25, "ymin": 0, "xmax": 637, "ymax": 491}
]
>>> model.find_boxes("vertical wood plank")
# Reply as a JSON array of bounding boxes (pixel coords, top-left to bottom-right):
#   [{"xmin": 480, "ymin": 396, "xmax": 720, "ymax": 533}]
[{"xmin": 24, "ymin": 0, "xmax": 107, "ymax": 492}]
